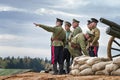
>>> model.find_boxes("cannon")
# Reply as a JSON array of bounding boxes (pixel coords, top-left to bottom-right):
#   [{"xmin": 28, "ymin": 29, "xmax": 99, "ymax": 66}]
[{"xmin": 100, "ymin": 18, "xmax": 120, "ymax": 60}]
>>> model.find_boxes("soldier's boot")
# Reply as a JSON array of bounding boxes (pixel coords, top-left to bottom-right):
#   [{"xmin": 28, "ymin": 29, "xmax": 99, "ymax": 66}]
[
  {"xmin": 53, "ymin": 64, "xmax": 58, "ymax": 75},
  {"xmin": 66, "ymin": 62, "xmax": 70, "ymax": 74},
  {"xmin": 58, "ymin": 64, "xmax": 63, "ymax": 75}
]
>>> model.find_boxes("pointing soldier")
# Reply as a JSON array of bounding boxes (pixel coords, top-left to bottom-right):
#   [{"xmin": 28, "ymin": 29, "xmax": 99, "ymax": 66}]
[{"xmin": 34, "ymin": 18, "xmax": 66, "ymax": 75}]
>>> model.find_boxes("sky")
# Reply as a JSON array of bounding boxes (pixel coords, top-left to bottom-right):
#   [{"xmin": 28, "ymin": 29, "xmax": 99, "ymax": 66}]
[{"xmin": 0, "ymin": 0, "xmax": 120, "ymax": 59}]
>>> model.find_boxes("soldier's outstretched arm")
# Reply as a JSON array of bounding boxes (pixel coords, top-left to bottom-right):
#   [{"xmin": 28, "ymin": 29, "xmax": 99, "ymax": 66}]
[
  {"xmin": 33, "ymin": 23, "xmax": 55, "ymax": 32},
  {"xmin": 33, "ymin": 23, "xmax": 41, "ymax": 27}
]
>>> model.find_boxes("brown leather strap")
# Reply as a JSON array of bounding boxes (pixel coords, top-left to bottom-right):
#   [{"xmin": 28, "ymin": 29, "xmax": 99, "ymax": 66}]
[{"xmin": 51, "ymin": 29, "xmax": 63, "ymax": 42}]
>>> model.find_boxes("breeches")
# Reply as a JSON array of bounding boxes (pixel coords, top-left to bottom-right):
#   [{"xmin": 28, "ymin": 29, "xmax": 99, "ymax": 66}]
[{"xmin": 51, "ymin": 46, "xmax": 64, "ymax": 64}]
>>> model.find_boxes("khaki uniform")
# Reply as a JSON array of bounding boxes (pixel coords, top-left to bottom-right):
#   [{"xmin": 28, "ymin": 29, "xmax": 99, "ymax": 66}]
[
  {"xmin": 91, "ymin": 27, "xmax": 100, "ymax": 46},
  {"xmin": 69, "ymin": 33, "xmax": 89, "ymax": 58},
  {"xmin": 88, "ymin": 27, "xmax": 100, "ymax": 57},
  {"xmin": 39, "ymin": 24, "xmax": 66, "ymax": 46},
  {"xmin": 39, "ymin": 24, "xmax": 66, "ymax": 74},
  {"xmin": 68, "ymin": 26, "xmax": 82, "ymax": 58},
  {"xmin": 65, "ymin": 30, "xmax": 72, "ymax": 49},
  {"xmin": 87, "ymin": 18, "xmax": 100, "ymax": 57},
  {"xmin": 71, "ymin": 26, "xmax": 82, "ymax": 38}
]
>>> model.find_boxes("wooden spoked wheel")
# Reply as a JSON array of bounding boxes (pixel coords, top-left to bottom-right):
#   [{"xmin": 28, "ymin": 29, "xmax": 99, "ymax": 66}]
[{"xmin": 107, "ymin": 36, "xmax": 120, "ymax": 60}]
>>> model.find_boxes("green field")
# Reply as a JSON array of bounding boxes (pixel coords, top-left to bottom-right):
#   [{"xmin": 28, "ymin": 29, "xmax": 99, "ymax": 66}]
[{"xmin": 0, "ymin": 69, "xmax": 32, "ymax": 76}]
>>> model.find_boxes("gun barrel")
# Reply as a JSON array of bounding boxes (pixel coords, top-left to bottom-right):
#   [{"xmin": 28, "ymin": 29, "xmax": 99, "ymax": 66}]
[
  {"xmin": 100, "ymin": 18, "xmax": 120, "ymax": 30},
  {"xmin": 100, "ymin": 18, "xmax": 120, "ymax": 38},
  {"xmin": 106, "ymin": 27, "xmax": 120, "ymax": 39}
]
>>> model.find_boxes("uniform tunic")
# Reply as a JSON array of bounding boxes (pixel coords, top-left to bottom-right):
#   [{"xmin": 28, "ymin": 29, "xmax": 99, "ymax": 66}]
[
  {"xmin": 71, "ymin": 33, "xmax": 89, "ymax": 57},
  {"xmin": 91, "ymin": 27, "xmax": 100, "ymax": 46},
  {"xmin": 89, "ymin": 27, "xmax": 100, "ymax": 57},
  {"xmin": 68, "ymin": 26, "xmax": 82, "ymax": 58},
  {"xmin": 71, "ymin": 26, "xmax": 82, "ymax": 38},
  {"xmin": 40, "ymin": 24, "xmax": 66, "ymax": 46}
]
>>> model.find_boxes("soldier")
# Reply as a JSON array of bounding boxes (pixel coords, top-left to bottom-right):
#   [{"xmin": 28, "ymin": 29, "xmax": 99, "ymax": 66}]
[
  {"xmin": 63, "ymin": 21, "xmax": 72, "ymax": 74},
  {"xmin": 71, "ymin": 31, "xmax": 93, "ymax": 56},
  {"xmin": 68, "ymin": 19, "xmax": 82, "ymax": 59},
  {"xmin": 88, "ymin": 18, "xmax": 100, "ymax": 57},
  {"xmin": 87, "ymin": 20, "xmax": 92, "ymax": 31},
  {"xmin": 33, "ymin": 18, "xmax": 66, "ymax": 75},
  {"xmin": 86, "ymin": 20, "xmax": 94, "ymax": 56},
  {"xmin": 71, "ymin": 19, "xmax": 82, "ymax": 38}
]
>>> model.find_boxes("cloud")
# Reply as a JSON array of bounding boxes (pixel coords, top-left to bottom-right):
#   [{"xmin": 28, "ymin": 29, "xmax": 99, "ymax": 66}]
[
  {"xmin": 0, "ymin": 34, "xmax": 26, "ymax": 47},
  {"xmin": 34, "ymin": 8, "xmax": 86, "ymax": 18},
  {"xmin": 50, "ymin": 0, "xmax": 120, "ymax": 18},
  {"xmin": 0, "ymin": 5, "xmax": 40, "ymax": 23},
  {"xmin": 47, "ymin": 0, "xmax": 120, "ymax": 10},
  {"xmin": 0, "ymin": 5, "xmax": 26, "ymax": 12},
  {"xmin": 0, "ymin": 46, "xmax": 51, "ymax": 59},
  {"xmin": 0, "ymin": 34, "xmax": 24, "ymax": 41},
  {"xmin": 0, "ymin": 33, "xmax": 51, "ymax": 49},
  {"xmin": 52, "ymin": 0, "xmax": 90, "ymax": 10},
  {"xmin": 96, "ymin": 0, "xmax": 120, "ymax": 7},
  {"xmin": 50, "ymin": 0, "xmax": 90, "ymax": 9}
]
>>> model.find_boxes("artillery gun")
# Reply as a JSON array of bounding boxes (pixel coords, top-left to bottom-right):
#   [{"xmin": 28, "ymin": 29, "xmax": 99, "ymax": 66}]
[{"xmin": 100, "ymin": 18, "xmax": 120, "ymax": 60}]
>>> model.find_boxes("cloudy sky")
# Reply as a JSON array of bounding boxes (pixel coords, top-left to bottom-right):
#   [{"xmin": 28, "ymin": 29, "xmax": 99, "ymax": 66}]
[{"xmin": 0, "ymin": 0, "xmax": 120, "ymax": 59}]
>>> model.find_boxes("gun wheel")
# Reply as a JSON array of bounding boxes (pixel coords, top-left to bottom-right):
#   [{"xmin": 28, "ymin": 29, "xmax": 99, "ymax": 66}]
[{"xmin": 107, "ymin": 36, "xmax": 120, "ymax": 60}]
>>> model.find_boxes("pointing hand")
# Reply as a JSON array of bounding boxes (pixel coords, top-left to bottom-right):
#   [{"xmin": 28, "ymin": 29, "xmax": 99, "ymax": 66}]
[{"xmin": 33, "ymin": 23, "xmax": 41, "ymax": 27}]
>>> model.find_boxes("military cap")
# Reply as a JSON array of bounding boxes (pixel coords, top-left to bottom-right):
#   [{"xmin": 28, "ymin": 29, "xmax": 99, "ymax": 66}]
[
  {"xmin": 73, "ymin": 19, "xmax": 80, "ymax": 23},
  {"xmin": 86, "ymin": 31, "xmax": 94, "ymax": 37},
  {"xmin": 56, "ymin": 18, "xmax": 64, "ymax": 23},
  {"xmin": 87, "ymin": 20, "xmax": 92, "ymax": 25},
  {"xmin": 65, "ymin": 21, "xmax": 71, "ymax": 27},
  {"xmin": 91, "ymin": 18, "xmax": 98, "ymax": 23}
]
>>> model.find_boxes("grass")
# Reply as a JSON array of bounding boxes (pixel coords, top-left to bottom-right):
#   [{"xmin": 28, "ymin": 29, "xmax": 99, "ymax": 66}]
[{"xmin": 0, "ymin": 69, "xmax": 32, "ymax": 76}]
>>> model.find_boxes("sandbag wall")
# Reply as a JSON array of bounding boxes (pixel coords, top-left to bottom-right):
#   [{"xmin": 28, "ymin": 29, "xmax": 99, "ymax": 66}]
[{"xmin": 70, "ymin": 56, "xmax": 120, "ymax": 76}]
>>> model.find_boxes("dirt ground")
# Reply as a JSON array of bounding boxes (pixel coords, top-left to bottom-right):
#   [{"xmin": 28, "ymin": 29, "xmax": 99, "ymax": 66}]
[{"xmin": 0, "ymin": 72, "xmax": 120, "ymax": 80}]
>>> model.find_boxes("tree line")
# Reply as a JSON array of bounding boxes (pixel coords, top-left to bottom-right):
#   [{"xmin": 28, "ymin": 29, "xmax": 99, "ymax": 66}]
[{"xmin": 0, "ymin": 56, "xmax": 50, "ymax": 72}]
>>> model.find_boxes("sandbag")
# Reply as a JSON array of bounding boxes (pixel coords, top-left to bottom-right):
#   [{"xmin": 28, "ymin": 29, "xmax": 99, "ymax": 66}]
[
  {"xmin": 100, "ymin": 57, "xmax": 111, "ymax": 62},
  {"xmin": 70, "ymin": 69, "xmax": 80, "ymax": 76},
  {"xmin": 111, "ymin": 68, "xmax": 120, "ymax": 76},
  {"xmin": 105, "ymin": 63, "xmax": 119, "ymax": 73},
  {"xmin": 92, "ymin": 61, "xmax": 111, "ymax": 72},
  {"xmin": 79, "ymin": 68, "xmax": 94, "ymax": 76},
  {"xmin": 75, "ymin": 56, "xmax": 90, "ymax": 65},
  {"xmin": 95, "ymin": 69, "xmax": 109, "ymax": 75},
  {"xmin": 79, "ymin": 64, "xmax": 91, "ymax": 71},
  {"xmin": 70, "ymin": 61, "xmax": 77, "ymax": 69},
  {"xmin": 86, "ymin": 57, "xmax": 101, "ymax": 66},
  {"xmin": 71, "ymin": 64, "xmax": 80, "ymax": 70},
  {"xmin": 77, "ymin": 55, "xmax": 90, "ymax": 58},
  {"xmin": 113, "ymin": 56, "xmax": 120, "ymax": 66},
  {"xmin": 73, "ymin": 56, "xmax": 80, "ymax": 62}
]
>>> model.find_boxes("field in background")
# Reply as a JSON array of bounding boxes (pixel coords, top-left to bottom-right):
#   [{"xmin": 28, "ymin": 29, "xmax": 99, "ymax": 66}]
[{"xmin": 0, "ymin": 69, "xmax": 31, "ymax": 76}]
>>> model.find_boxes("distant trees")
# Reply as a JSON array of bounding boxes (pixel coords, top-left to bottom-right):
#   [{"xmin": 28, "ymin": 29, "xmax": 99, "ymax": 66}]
[{"xmin": 0, "ymin": 56, "xmax": 50, "ymax": 72}]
